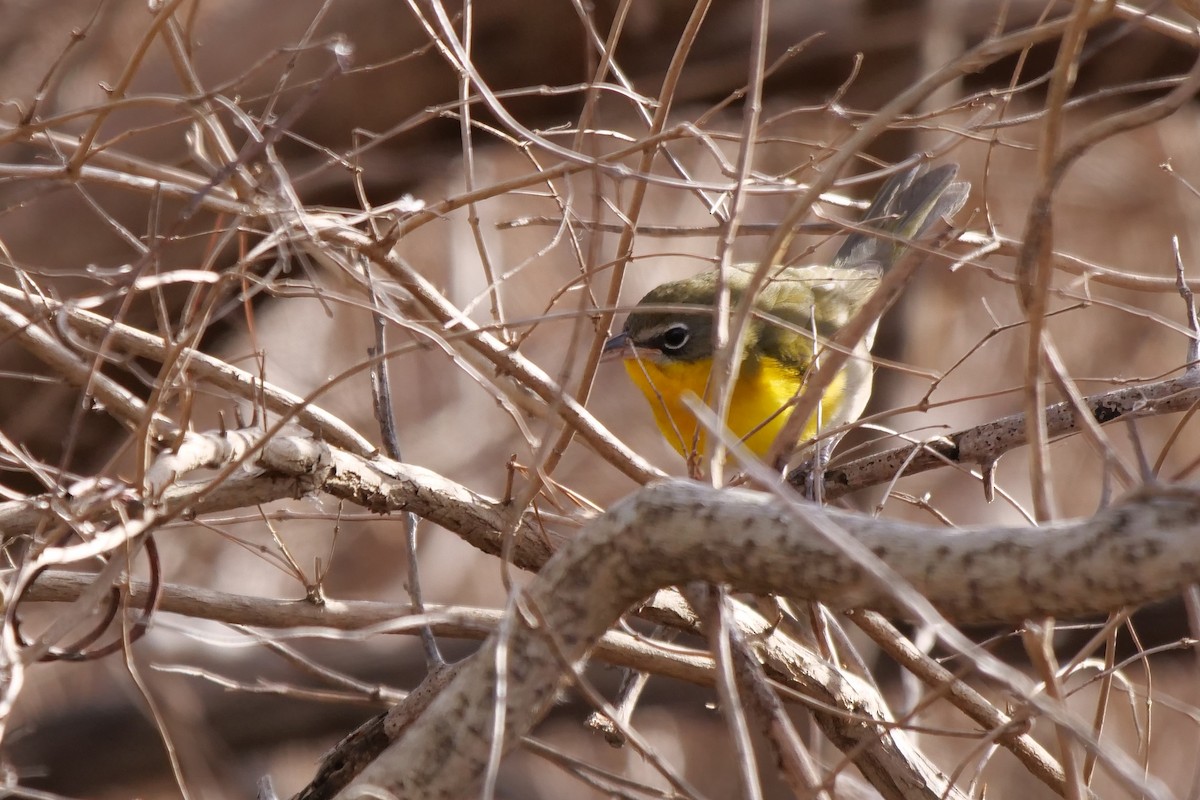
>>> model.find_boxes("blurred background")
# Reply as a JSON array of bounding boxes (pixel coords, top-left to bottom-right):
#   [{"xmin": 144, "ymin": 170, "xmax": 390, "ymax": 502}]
[{"xmin": 4, "ymin": 1, "xmax": 1200, "ymax": 797}]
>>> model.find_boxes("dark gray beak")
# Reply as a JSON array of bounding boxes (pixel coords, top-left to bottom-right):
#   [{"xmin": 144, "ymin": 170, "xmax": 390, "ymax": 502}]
[{"xmin": 601, "ymin": 331, "xmax": 631, "ymax": 362}]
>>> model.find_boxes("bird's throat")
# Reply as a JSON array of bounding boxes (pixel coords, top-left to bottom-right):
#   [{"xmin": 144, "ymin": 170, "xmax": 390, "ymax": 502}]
[{"xmin": 622, "ymin": 356, "xmax": 841, "ymax": 460}]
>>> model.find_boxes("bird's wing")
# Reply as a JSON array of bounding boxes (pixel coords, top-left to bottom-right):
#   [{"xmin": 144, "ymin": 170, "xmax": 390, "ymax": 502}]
[
  {"xmin": 742, "ymin": 265, "xmax": 872, "ymax": 369},
  {"xmin": 833, "ymin": 163, "xmax": 969, "ymax": 273},
  {"xmin": 757, "ymin": 264, "xmax": 878, "ymax": 339}
]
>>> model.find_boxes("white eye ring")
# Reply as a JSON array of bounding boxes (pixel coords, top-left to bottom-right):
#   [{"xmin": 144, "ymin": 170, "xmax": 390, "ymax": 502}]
[{"xmin": 661, "ymin": 323, "xmax": 690, "ymax": 351}]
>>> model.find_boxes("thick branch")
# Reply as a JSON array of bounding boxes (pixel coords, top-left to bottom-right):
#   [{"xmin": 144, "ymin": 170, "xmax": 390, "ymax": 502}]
[
  {"xmin": 342, "ymin": 478, "xmax": 1200, "ymax": 798},
  {"xmin": 9, "ymin": 432, "xmax": 1074, "ymax": 799},
  {"xmin": 15, "ymin": 432, "xmax": 1173, "ymax": 799}
]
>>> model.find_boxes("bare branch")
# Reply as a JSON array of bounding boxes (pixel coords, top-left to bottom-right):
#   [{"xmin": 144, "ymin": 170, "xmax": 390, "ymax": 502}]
[
  {"xmin": 343, "ymin": 478, "xmax": 1200, "ymax": 798},
  {"xmin": 793, "ymin": 373, "xmax": 1200, "ymax": 499}
]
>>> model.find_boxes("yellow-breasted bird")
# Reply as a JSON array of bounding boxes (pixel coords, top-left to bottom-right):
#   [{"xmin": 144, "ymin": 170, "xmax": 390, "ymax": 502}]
[{"xmin": 602, "ymin": 163, "xmax": 969, "ymax": 463}]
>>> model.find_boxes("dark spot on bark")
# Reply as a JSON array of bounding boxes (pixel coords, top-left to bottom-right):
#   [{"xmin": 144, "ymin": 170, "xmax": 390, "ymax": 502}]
[
  {"xmin": 1134, "ymin": 539, "xmax": 1162, "ymax": 559},
  {"xmin": 1092, "ymin": 401, "xmax": 1123, "ymax": 424},
  {"xmin": 826, "ymin": 470, "xmax": 850, "ymax": 487}
]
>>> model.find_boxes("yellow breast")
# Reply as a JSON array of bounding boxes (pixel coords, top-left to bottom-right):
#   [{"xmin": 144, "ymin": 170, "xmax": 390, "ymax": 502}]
[{"xmin": 623, "ymin": 356, "xmax": 845, "ymax": 460}]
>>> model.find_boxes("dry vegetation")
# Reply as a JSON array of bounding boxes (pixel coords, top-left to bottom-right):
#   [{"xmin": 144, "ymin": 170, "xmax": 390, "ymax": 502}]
[{"xmin": 5, "ymin": 1, "xmax": 1200, "ymax": 798}]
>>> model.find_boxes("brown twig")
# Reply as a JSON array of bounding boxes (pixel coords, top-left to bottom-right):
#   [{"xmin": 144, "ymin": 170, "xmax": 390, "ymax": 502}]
[{"xmin": 790, "ymin": 373, "xmax": 1200, "ymax": 499}]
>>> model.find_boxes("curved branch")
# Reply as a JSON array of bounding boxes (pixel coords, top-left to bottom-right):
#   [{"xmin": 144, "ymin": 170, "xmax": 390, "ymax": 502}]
[
  {"xmin": 8, "ymin": 432, "xmax": 1075, "ymax": 799},
  {"xmin": 342, "ymin": 478, "xmax": 1200, "ymax": 798},
  {"xmin": 20, "ymin": 432, "xmax": 1190, "ymax": 798}
]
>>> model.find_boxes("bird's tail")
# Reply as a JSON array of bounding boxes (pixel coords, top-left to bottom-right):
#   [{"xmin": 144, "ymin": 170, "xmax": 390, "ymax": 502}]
[{"xmin": 833, "ymin": 163, "xmax": 969, "ymax": 272}]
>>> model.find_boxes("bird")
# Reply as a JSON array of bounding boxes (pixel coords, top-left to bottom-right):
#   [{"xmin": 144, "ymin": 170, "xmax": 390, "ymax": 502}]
[{"xmin": 602, "ymin": 162, "xmax": 969, "ymax": 465}]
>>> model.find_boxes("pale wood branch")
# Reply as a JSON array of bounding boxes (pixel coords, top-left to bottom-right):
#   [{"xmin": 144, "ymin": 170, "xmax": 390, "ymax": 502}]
[
  {"xmin": 18, "ymin": 430, "xmax": 1198, "ymax": 626},
  {"xmin": 13, "ymin": 430, "xmax": 1200, "ymax": 798},
  {"xmin": 342, "ymin": 477, "xmax": 1200, "ymax": 798},
  {"xmin": 10, "ymin": 431, "xmax": 1092, "ymax": 799}
]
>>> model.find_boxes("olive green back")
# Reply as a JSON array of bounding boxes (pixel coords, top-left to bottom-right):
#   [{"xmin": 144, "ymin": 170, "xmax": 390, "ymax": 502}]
[{"xmin": 621, "ymin": 163, "xmax": 969, "ymax": 374}]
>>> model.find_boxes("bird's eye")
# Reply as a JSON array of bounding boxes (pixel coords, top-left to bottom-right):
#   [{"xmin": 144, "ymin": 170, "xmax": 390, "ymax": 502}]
[{"xmin": 660, "ymin": 323, "xmax": 691, "ymax": 351}]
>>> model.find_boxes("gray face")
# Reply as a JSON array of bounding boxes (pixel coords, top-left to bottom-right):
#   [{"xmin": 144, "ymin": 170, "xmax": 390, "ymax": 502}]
[
  {"xmin": 622, "ymin": 308, "xmax": 713, "ymax": 363},
  {"xmin": 620, "ymin": 270, "xmax": 766, "ymax": 365},
  {"xmin": 621, "ymin": 272, "xmax": 727, "ymax": 364}
]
